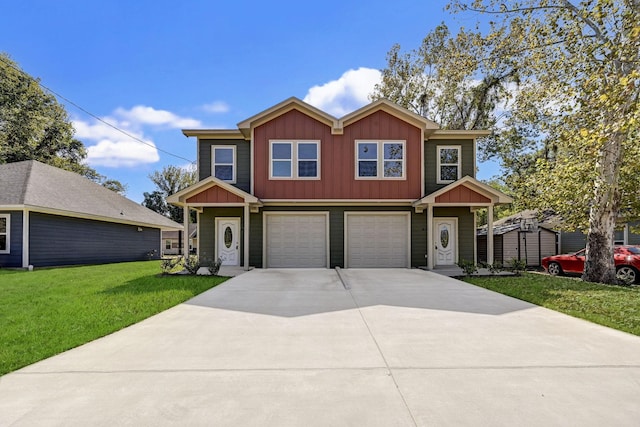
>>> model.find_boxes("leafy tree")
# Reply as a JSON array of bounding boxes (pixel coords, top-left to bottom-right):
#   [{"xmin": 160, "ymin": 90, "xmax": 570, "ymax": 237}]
[
  {"xmin": 371, "ymin": 23, "xmax": 518, "ymax": 132},
  {"xmin": 147, "ymin": 165, "xmax": 197, "ymax": 223},
  {"xmin": 0, "ymin": 52, "xmax": 126, "ymax": 194},
  {"xmin": 448, "ymin": 0, "xmax": 640, "ymax": 284},
  {"xmin": 142, "ymin": 190, "xmax": 169, "ymax": 217}
]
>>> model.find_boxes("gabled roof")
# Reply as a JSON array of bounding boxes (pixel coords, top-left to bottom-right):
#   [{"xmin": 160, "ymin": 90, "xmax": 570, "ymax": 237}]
[
  {"xmin": 0, "ymin": 160, "xmax": 182, "ymax": 230},
  {"xmin": 235, "ymin": 97, "xmax": 441, "ymax": 138},
  {"xmin": 413, "ymin": 176, "xmax": 513, "ymax": 207},
  {"xmin": 237, "ymin": 97, "xmax": 339, "ymax": 138},
  {"xmin": 339, "ymin": 98, "xmax": 439, "ymax": 132},
  {"xmin": 167, "ymin": 175, "xmax": 261, "ymax": 206}
]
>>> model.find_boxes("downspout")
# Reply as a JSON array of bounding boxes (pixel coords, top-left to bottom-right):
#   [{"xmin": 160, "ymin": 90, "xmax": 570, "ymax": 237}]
[{"xmin": 22, "ymin": 209, "xmax": 29, "ymax": 268}]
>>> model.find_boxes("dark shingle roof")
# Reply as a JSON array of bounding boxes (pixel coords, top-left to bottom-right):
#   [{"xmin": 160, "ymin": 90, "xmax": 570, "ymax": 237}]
[{"xmin": 0, "ymin": 160, "xmax": 181, "ymax": 230}]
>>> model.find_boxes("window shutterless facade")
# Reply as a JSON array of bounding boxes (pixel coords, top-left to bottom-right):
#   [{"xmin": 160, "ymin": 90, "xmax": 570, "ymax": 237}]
[
  {"xmin": 356, "ymin": 140, "xmax": 405, "ymax": 179},
  {"xmin": 212, "ymin": 146, "xmax": 236, "ymax": 183},
  {"xmin": 0, "ymin": 214, "xmax": 9, "ymax": 254},
  {"xmin": 269, "ymin": 140, "xmax": 320, "ymax": 179},
  {"xmin": 437, "ymin": 145, "xmax": 461, "ymax": 183}
]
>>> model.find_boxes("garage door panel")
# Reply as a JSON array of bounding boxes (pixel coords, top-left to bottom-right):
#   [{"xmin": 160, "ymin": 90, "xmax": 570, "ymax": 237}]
[
  {"xmin": 347, "ymin": 213, "xmax": 409, "ymax": 268},
  {"xmin": 266, "ymin": 214, "xmax": 327, "ymax": 268}
]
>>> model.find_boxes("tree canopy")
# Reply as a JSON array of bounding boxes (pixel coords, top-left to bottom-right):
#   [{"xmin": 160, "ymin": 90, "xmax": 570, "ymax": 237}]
[
  {"xmin": 373, "ymin": 1, "xmax": 640, "ymax": 284},
  {"xmin": 143, "ymin": 165, "xmax": 197, "ymax": 223},
  {"xmin": 447, "ymin": 0, "xmax": 640, "ymax": 284},
  {"xmin": 0, "ymin": 53, "xmax": 126, "ymax": 194}
]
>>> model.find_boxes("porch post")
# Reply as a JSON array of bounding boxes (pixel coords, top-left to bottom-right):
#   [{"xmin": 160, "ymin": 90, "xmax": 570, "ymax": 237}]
[
  {"xmin": 183, "ymin": 205, "xmax": 190, "ymax": 259},
  {"xmin": 427, "ymin": 204, "xmax": 434, "ymax": 270},
  {"xmin": 487, "ymin": 205, "xmax": 494, "ymax": 265},
  {"xmin": 244, "ymin": 203, "xmax": 250, "ymax": 271}
]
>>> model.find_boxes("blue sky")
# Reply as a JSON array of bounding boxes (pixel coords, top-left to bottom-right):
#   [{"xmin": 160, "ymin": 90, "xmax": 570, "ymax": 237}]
[{"xmin": 1, "ymin": 0, "xmax": 498, "ymax": 202}]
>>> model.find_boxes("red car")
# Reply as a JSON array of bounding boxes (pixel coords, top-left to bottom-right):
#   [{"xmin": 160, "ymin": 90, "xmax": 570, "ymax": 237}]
[{"xmin": 542, "ymin": 245, "xmax": 640, "ymax": 285}]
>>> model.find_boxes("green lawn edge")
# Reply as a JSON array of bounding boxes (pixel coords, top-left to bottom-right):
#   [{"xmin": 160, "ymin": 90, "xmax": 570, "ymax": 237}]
[
  {"xmin": 0, "ymin": 261, "xmax": 228, "ymax": 376},
  {"xmin": 464, "ymin": 272, "xmax": 640, "ymax": 336}
]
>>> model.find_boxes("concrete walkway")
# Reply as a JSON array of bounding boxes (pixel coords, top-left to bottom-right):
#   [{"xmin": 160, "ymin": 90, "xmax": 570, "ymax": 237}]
[{"xmin": 1, "ymin": 269, "xmax": 640, "ymax": 426}]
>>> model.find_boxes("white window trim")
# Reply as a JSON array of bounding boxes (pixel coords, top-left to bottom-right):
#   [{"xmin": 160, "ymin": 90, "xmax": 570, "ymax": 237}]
[
  {"xmin": 0, "ymin": 213, "xmax": 9, "ymax": 254},
  {"xmin": 436, "ymin": 145, "xmax": 461, "ymax": 184},
  {"xmin": 355, "ymin": 140, "xmax": 406, "ymax": 180},
  {"xmin": 212, "ymin": 145, "xmax": 237, "ymax": 184},
  {"xmin": 269, "ymin": 140, "xmax": 321, "ymax": 180}
]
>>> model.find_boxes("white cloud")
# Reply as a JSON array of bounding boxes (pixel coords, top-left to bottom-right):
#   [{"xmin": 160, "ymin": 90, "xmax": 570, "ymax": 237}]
[
  {"xmin": 73, "ymin": 105, "xmax": 200, "ymax": 168},
  {"xmin": 202, "ymin": 101, "xmax": 230, "ymax": 114},
  {"xmin": 303, "ymin": 67, "xmax": 382, "ymax": 117},
  {"xmin": 114, "ymin": 106, "xmax": 201, "ymax": 128},
  {"xmin": 86, "ymin": 138, "xmax": 159, "ymax": 167}
]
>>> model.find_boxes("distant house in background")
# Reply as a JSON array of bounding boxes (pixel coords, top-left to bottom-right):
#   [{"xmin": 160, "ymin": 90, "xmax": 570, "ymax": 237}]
[
  {"xmin": 0, "ymin": 160, "xmax": 182, "ymax": 268},
  {"xmin": 477, "ymin": 210, "xmax": 559, "ymax": 267},
  {"xmin": 559, "ymin": 222, "xmax": 640, "ymax": 253},
  {"xmin": 162, "ymin": 224, "xmax": 197, "ymax": 255}
]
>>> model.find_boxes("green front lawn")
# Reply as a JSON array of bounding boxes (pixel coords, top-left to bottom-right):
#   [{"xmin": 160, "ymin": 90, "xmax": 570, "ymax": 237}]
[
  {"xmin": 0, "ymin": 261, "xmax": 227, "ymax": 376},
  {"xmin": 464, "ymin": 273, "xmax": 640, "ymax": 336}
]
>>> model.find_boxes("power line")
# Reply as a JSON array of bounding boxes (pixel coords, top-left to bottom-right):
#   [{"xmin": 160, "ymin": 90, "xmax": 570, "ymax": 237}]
[{"xmin": 0, "ymin": 55, "xmax": 196, "ymax": 165}]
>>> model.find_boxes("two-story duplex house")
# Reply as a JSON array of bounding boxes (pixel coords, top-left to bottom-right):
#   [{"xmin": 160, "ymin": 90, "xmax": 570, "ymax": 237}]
[{"xmin": 168, "ymin": 97, "xmax": 511, "ymax": 270}]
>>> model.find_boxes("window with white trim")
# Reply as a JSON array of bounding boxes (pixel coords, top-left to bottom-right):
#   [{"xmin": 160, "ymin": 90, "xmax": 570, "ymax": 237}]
[
  {"xmin": 437, "ymin": 145, "xmax": 461, "ymax": 183},
  {"xmin": 269, "ymin": 140, "xmax": 320, "ymax": 179},
  {"xmin": 0, "ymin": 214, "xmax": 9, "ymax": 254},
  {"xmin": 356, "ymin": 140, "xmax": 405, "ymax": 179},
  {"xmin": 212, "ymin": 146, "xmax": 236, "ymax": 183}
]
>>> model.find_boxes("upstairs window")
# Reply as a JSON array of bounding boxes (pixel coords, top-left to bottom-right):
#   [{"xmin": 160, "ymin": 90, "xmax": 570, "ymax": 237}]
[
  {"xmin": 437, "ymin": 146, "xmax": 461, "ymax": 183},
  {"xmin": 270, "ymin": 141, "xmax": 320, "ymax": 179},
  {"xmin": 356, "ymin": 141, "xmax": 405, "ymax": 179},
  {"xmin": 0, "ymin": 214, "xmax": 9, "ymax": 254},
  {"xmin": 212, "ymin": 146, "xmax": 236, "ymax": 183}
]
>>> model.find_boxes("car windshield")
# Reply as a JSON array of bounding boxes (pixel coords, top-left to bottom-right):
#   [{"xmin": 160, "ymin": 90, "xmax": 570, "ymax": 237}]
[{"xmin": 625, "ymin": 246, "xmax": 640, "ymax": 254}]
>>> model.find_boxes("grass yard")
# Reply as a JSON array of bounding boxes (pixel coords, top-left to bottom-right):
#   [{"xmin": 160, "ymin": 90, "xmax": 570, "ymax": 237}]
[
  {"xmin": 0, "ymin": 261, "xmax": 227, "ymax": 376},
  {"xmin": 464, "ymin": 273, "xmax": 640, "ymax": 336}
]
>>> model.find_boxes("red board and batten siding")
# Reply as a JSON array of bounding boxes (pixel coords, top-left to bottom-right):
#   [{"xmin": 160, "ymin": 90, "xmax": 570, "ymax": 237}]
[
  {"xmin": 186, "ymin": 186, "xmax": 244, "ymax": 204},
  {"xmin": 435, "ymin": 186, "xmax": 491, "ymax": 204},
  {"xmin": 253, "ymin": 109, "xmax": 422, "ymax": 200}
]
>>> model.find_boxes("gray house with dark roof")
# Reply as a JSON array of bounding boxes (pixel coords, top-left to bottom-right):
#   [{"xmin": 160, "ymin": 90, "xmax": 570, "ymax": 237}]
[{"xmin": 0, "ymin": 160, "xmax": 182, "ymax": 268}]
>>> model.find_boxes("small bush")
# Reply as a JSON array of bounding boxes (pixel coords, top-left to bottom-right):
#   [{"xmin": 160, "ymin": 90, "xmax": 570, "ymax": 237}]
[
  {"xmin": 183, "ymin": 255, "xmax": 201, "ymax": 275},
  {"xmin": 161, "ymin": 257, "xmax": 182, "ymax": 275},
  {"xmin": 456, "ymin": 259, "xmax": 478, "ymax": 276},
  {"xmin": 208, "ymin": 257, "xmax": 223, "ymax": 276},
  {"xmin": 488, "ymin": 262, "xmax": 504, "ymax": 274},
  {"xmin": 507, "ymin": 258, "xmax": 527, "ymax": 276}
]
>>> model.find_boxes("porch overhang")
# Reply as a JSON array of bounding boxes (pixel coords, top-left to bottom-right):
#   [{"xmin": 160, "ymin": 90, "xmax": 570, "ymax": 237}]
[
  {"xmin": 167, "ymin": 176, "xmax": 263, "ymax": 211},
  {"xmin": 412, "ymin": 176, "xmax": 512, "ymax": 212}
]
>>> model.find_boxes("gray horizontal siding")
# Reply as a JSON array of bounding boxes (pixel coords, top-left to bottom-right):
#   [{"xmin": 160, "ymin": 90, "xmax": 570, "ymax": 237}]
[
  {"xmin": 199, "ymin": 139, "xmax": 250, "ymax": 193},
  {"xmin": 0, "ymin": 210, "xmax": 23, "ymax": 268},
  {"xmin": 29, "ymin": 213, "xmax": 161, "ymax": 267},
  {"xmin": 424, "ymin": 139, "xmax": 475, "ymax": 195}
]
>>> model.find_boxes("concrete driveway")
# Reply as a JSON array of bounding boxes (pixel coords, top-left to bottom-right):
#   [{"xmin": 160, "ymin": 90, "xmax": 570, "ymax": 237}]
[{"xmin": 1, "ymin": 269, "xmax": 640, "ymax": 426}]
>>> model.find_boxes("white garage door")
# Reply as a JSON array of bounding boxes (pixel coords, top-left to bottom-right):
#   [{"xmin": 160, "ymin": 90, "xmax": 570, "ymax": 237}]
[
  {"xmin": 265, "ymin": 213, "xmax": 328, "ymax": 268},
  {"xmin": 346, "ymin": 213, "xmax": 410, "ymax": 268}
]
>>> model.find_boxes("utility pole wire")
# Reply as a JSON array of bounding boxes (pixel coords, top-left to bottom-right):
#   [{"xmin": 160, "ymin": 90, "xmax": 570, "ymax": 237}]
[{"xmin": 0, "ymin": 55, "xmax": 196, "ymax": 165}]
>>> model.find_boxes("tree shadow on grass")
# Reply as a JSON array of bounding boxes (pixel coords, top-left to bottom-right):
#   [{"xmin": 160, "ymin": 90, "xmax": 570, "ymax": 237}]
[{"xmin": 100, "ymin": 274, "xmax": 228, "ymax": 295}]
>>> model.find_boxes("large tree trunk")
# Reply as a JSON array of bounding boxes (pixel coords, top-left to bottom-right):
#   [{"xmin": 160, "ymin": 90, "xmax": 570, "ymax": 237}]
[{"xmin": 582, "ymin": 133, "xmax": 623, "ymax": 284}]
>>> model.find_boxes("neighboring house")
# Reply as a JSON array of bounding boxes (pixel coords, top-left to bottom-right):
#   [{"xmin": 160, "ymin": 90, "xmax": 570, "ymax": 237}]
[
  {"xmin": 0, "ymin": 160, "xmax": 182, "ymax": 268},
  {"xmin": 162, "ymin": 224, "xmax": 197, "ymax": 255},
  {"xmin": 168, "ymin": 97, "xmax": 512, "ymax": 269},
  {"xmin": 481, "ymin": 209, "xmax": 640, "ymax": 257},
  {"xmin": 560, "ymin": 224, "xmax": 640, "ymax": 253},
  {"xmin": 477, "ymin": 210, "xmax": 558, "ymax": 267}
]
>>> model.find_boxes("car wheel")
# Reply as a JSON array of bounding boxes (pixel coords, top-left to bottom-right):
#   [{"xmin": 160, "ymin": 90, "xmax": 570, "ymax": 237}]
[
  {"xmin": 547, "ymin": 262, "xmax": 563, "ymax": 276},
  {"xmin": 616, "ymin": 266, "xmax": 638, "ymax": 285}
]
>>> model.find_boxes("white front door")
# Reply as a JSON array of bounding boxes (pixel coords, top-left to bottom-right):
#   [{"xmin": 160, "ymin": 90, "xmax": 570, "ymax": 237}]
[
  {"xmin": 216, "ymin": 218, "xmax": 240, "ymax": 266},
  {"xmin": 434, "ymin": 218, "xmax": 457, "ymax": 266}
]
